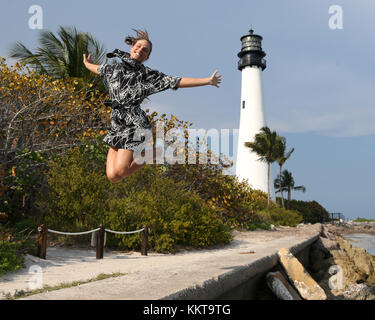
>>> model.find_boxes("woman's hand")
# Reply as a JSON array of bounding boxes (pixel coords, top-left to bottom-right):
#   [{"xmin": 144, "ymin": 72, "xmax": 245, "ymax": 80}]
[
  {"xmin": 83, "ymin": 53, "xmax": 94, "ymax": 66},
  {"xmin": 209, "ymin": 70, "xmax": 222, "ymax": 88},
  {"xmin": 83, "ymin": 53, "xmax": 99, "ymax": 75}
]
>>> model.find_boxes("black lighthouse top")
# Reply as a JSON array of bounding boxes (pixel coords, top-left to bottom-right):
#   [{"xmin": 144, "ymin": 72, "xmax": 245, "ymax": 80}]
[{"xmin": 237, "ymin": 29, "xmax": 266, "ymax": 71}]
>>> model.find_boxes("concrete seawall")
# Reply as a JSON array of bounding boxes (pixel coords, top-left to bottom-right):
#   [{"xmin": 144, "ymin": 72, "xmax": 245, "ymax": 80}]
[
  {"xmin": 163, "ymin": 230, "xmax": 319, "ymax": 300},
  {"xmin": 1, "ymin": 224, "xmax": 322, "ymax": 300}
]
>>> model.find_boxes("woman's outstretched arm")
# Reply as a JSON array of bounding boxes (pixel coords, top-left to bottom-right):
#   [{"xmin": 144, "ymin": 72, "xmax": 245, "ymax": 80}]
[
  {"xmin": 83, "ymin": 54, "xmax": 100, "ymax": 75},
  {"xmin": 177, "ymin": 70, "xmax": 222, "ymax": 88}
]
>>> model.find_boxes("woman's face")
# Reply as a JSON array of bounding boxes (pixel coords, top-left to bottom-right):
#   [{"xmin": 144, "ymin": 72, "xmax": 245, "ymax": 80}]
[{"xmin": 130, "ymin": 39, "xmax": 151, "ymax": 63}]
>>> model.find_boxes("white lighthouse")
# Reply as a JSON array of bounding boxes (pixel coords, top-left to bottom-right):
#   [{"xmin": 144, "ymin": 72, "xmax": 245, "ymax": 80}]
[{"xmin": 236, "ymin": 29, "xmax": 271, "ymax": 194}]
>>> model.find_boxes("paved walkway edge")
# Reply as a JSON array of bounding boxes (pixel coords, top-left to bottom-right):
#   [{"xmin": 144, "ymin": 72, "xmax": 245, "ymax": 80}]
[{"xmin": 161, "ymin": 233, "xmax": 320, "ymax": 300}]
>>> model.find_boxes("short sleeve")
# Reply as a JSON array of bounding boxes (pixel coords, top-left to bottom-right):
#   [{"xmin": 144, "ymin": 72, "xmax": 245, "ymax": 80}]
[{"xmin": 145, "ymin": 67, "xmax": 181, "ymax": 96}]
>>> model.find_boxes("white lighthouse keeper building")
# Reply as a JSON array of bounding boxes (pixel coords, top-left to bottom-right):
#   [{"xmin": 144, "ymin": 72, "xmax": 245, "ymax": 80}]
[{"xmin": 236, "ymin": 29, "xmax": 273, "ymax": 196}]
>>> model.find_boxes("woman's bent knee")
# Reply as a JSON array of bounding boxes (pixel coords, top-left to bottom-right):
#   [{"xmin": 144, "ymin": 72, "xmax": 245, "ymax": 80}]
[
  {"xmin": 107, "ymin": 168, "xmax": 131, "ymax": 183},
  {"xmin": 107, "ymin": 171, "xmax": 124, "ymax": 183}
]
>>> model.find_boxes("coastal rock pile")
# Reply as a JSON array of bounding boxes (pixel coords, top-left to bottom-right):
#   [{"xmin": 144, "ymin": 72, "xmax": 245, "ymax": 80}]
[
  {"xmin": 309, "ymin": 224, "xmax": 375, "ymax": 300},
  {"xmin": 328, "ymin": 221, "xmax": 375, "ymax": 236},
  {"xmin": 264, "ymin": 223, "xmax": 375, "ymax": 300},
  {"xmin": 265, "ymin": 271, "xmax": 302, "ymax": 300},
  {"xmin": 277, "ymin": 248, "xmax": 327, "ymax": 300},
  {"xmin": 341, "ymin": 283, "xmax": 375, "ymax": 300}
]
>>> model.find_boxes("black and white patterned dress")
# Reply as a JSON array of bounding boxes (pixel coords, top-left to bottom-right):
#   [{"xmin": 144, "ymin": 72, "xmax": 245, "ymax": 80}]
[{"xmin": 98, "ymin": 49, "xmax": 181, "ymax": 151}]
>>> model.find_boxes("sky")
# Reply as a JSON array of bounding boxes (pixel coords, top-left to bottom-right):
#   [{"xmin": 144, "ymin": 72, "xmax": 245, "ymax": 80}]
[{"xmin": 0, "ymin": 0, "xmax": 374, "ymax": 220}]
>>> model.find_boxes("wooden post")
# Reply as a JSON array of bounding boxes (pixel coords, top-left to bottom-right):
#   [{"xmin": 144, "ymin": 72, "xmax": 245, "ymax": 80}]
[
  {"xmin": 141, "ymin": 225, "xmax": 149, "ymax": 256},
  {"xmin": 96, "ymin": 224, "xmax": 105, "ymax": 259},
  {"xmin": 37, "ymin": 224, "xmax": 48, "ymax": 259}
]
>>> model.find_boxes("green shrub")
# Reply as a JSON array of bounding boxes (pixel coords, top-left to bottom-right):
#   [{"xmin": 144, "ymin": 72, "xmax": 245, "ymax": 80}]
[
  {"xmin": 105, "ymin": 166, "xmax": 232, "ymax": 252},
  {"xmin": 0, "ymin": 223, "xmax": 38, "ymax": 275},
  {"xmin": 353, "ymin": 217, "xmax": 375, "ymax": 222},
  {"xmin": 39, "ymin": 147, "xmax": 231, "ymax": 252},
  {"xmin": 0, "ymin": 241, "xmax": 25, "ymax": 277},
  {"xmin": 1, "ymin": 150, "xmax": 52, "ymax": 226},
  {"xmin": 11, "ymin": 216, "xmax": 41, "ymax": 234},
  {"xmin": 38, "ymin": 147, "xmax": 111, "ymax": 233},
  {"xmin": 286, "ymin": 200, "xmax": 330, "ymax": 223},
  {"xmin": 258, "ymin": 206, "xmax": 303, "ymax": 227},
  {"xmin": 245, "ymin": 221, "xmax": 271, "ymax": 231}
]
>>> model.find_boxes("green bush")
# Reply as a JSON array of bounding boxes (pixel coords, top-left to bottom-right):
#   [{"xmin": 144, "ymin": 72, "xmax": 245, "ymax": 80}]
[
  {"xmin": 1, "ymin": 150, "xmax": 52, "ymax": 226},
  {"xmin": 105, "ymin": 166, "xmax": 232, "ymax": 252},
  {"xmin": 39, "ymin": 147, "xmax": 231, "ymax": 252},
  {"xmin": 245, "ymin": 221, "xmax": 271, "ymax": 231},
  {"xmin": 11, "ymin": 216, "xmax": 41, "ymax": 234},
  {"xmin": 170, "ymin": 168, "xmax": 273, "ymax": 229},
  {"xmin": 0, "ymin": 223, "xmax": 38, "ymax": 278},
  {"xmin": 286, "ymin": 200, "xmax": 330, "ymax": 223},
  {"xmin": 257, "ymin": 206, "xmax": 303, "ymax": 227},
  {"xmin": 353, "ymin": 217, "xmax": 375, "ymax": 222},
  {"xmin": 0, "ymin": 241, "xmax": 25, "ymax": 277},
  {"xmin": 38, "ymin": 147, "xmax": 111, "ymax": 233}
]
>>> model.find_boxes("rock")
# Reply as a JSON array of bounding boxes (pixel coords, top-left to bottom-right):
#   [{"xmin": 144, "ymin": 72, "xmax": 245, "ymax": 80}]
[
  {"xmin": 341, "ymin": 283, "xmax": 375, "ymax": 300},
  {"xmin": 311, "ymin": 257, "xmax": 335, "ymax": 276},
  {"xmin": 311, "ymin": 237, "xmax": 339, "ymax": 265},
  {"xmin": 278, "ymin": 248, "xmax": 327, "ymax": 300},
  {"xmin": 334, "ymin": 237, "xmax": 375, "ymax": 285},
  {"xmin": 310, "ymin": 244, "xmax": 326, "ymax": 262},
  {"xmin": 320, "ymin": 237, "xmax": 340, "ymax": 251},
  {"xmin": 270, "ymin": 224, "xmax": 277, "ymax": 231},
  {"xmin": 312, "ymin": 237, "xmax": 330, "ymax": 258},
  {"xmin": 266, "ymin": 271, "xmax": 302, "ymax": 300},
  {"xmin": 321, "ymin": 225, "xmax": 337, "ymax": 241}
]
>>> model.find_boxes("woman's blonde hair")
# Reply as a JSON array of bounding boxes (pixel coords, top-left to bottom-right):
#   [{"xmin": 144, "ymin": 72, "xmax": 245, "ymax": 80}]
[{"xmin": 125, "ymin": 29, "xmax": 152, "ymax": 57}]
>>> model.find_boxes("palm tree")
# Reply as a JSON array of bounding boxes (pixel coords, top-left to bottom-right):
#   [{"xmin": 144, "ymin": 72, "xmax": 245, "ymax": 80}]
[
  {"xmin": 244, "ymin": 126, "xmax": 282, "ymax": 206},
  {"xmin": 9, "ymin": 25, "xmax": 106, "ymax": 89},
  {"xmin": 274, "ymin": 170, "xmax": 306, "ymax": 209},
  {"xmin": 275, "ymin": 137, "xmax": 294, "ymax": 208}
]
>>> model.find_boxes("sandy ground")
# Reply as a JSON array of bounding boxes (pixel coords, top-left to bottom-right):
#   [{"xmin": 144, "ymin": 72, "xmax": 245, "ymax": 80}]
[{"xmin": 0, "ymin": 224, "xmax": 321, "ymax": 300}]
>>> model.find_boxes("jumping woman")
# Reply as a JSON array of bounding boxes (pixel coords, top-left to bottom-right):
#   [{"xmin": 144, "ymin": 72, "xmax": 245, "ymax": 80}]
[{"xmin": 83, "ymin": 29, "xmax": 222, "ymax": 183}]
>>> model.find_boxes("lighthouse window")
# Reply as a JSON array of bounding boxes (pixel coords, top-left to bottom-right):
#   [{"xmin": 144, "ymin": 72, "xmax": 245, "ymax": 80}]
[{"xmin": 242, "ymin": 101, "xmax": 245, "ymax": 109}]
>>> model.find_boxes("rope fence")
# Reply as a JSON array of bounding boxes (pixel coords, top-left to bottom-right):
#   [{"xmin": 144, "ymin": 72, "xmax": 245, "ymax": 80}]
[
  {"xmin": 105, "ymin": 228, "xmax": 145, "ymax": 235},
  {"xmin": 36, "ymin": 224, "xmax": 149, "ymax": 260},
  {"xmin": 47, "ymin": 228, "xmax": 101, "ymax": 236}
]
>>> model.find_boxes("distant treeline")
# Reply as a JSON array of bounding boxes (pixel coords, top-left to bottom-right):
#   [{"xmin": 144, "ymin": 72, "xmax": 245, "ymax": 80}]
[{"xmin": 276, "ymin": 198, "xmax": 330, "ymax": 224}]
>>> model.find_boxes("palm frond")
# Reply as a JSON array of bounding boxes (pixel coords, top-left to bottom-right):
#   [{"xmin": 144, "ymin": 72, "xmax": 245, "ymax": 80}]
[
  {"xmin": 38, "ymin": 30, "xmax": 66, "ymax": 60},
  {"xmin": 8, "ymin": 25, "xmax": 107, "ymax": 83},
  {"xmin": 285, "ymin": 147, "xmax": 295, "ymax": 160},
  {"xmin": 8, "ymin": 41, "xmax": 47, "ymax": 74},
  {"xmin": 293, "ymin": 185, "xmax": 306, "ymax": 192}
]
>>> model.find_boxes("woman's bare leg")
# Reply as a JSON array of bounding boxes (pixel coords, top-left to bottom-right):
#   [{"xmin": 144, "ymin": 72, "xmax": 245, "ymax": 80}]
[
  {"xmin": 106, "ymin": 147, "xmax": 122, "ymax": 183},
  {"xmin": 106, "ymin": 147, "xmax": 148, "ymax": 183},
  {"xmin": 115, "ymin": 149, "xmax": 147, "ymax": 178}
]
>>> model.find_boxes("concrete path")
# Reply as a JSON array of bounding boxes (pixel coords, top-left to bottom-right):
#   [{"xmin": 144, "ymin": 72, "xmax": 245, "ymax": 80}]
[{"xmin": 0, "ymin": 224, "xmax": 321, "ymax": 300}]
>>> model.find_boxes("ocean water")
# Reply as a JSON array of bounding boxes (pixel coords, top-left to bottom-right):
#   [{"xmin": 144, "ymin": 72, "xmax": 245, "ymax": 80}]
[{"xmin": 342, "ymin": 233, "xmax": 375, "ymax": 256}]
